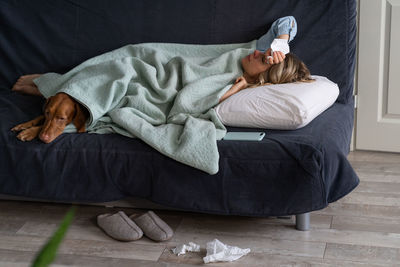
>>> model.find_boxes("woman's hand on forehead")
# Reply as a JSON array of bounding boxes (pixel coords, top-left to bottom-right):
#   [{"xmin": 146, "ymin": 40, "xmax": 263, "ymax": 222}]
[{"xmin": 263, "ymin": 48, "xmax": 285, "ymax": 65}]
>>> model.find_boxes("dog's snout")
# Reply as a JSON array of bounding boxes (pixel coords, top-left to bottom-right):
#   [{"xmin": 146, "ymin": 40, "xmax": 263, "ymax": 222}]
[{"xmin": 39, "ymin": 133, "xmax": 51, "ymax": 143}]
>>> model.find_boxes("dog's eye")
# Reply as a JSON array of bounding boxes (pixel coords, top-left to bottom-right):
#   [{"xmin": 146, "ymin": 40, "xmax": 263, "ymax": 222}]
[{"xmin": 55, "ymin": 116, "xmax": 65, "ymax": 121}]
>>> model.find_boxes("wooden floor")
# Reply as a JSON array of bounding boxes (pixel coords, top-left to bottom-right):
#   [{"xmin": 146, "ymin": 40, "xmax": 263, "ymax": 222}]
[{"xmin": 1, "ymin": 151, "xmax": 400, "ymax": 266}]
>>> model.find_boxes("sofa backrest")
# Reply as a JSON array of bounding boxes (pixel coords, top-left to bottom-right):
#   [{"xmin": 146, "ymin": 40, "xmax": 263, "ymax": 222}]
[{"xmin": 0, "ymin": 0, "xmax": 356, "ymax": 104}]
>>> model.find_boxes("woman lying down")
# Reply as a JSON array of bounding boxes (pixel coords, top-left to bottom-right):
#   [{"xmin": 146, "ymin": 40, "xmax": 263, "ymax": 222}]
[{"xmin": 11, "ymin": 16, "xmax": 313, "ymax": 174}]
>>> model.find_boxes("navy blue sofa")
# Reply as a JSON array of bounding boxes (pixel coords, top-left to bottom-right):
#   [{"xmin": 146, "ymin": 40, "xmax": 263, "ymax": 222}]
[{"xmin": 0, "ymin": 0, "xmax": 359, "ymax": 230}]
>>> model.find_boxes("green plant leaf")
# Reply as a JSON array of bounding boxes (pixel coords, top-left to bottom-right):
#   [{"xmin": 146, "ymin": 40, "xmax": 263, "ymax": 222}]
[{"xmin": 32, "ymin": 206, "xmax": 76, "ymax": 267}]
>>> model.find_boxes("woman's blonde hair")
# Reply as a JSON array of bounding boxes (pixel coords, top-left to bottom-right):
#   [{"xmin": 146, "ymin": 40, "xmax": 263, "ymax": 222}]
[{"xmin": 251, "ymin": 53, "xmax": 314, "ymax": 87}]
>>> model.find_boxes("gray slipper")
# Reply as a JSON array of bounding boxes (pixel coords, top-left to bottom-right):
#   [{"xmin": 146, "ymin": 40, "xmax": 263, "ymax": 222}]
[
  {"xmin": 130, "ymin": 211, "xmax": 173, "ymax": 242},
  {"xmin": 97, "ymin": 211, "xmax": 143, "ymax": 241}
]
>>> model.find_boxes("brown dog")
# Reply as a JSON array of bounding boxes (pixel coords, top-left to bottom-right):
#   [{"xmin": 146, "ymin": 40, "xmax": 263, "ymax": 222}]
[{"xmin": 11, "ymin": 93, "xmax": 88, "ymax": 143}]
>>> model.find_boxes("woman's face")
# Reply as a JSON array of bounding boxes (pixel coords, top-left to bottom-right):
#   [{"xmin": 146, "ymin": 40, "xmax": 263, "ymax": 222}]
[{"xmin": 241, "ymin": 50, "xmax": 270, "ymax": 78}]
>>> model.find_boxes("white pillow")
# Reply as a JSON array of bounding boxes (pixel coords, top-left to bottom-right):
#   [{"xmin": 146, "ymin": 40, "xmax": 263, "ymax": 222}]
[{"xmin": 215, "ymin": 75, "xmax": 339, "ymax": 130}]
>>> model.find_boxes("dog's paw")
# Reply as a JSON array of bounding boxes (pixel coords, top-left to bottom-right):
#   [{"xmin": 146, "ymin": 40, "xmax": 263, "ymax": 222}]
[
  {"xmin": 11, "ymin": 122, "xmax": 33, "ymax": 132},
  {"xmin": 16, "ymin": 126, "xmax": 41, "ymax": 141}
]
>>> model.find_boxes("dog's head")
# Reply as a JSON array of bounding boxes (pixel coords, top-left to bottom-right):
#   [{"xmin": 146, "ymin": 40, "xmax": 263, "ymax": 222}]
[{"xmin": 39, "ymin": 92, "xmax": 88, "ymax": 143}]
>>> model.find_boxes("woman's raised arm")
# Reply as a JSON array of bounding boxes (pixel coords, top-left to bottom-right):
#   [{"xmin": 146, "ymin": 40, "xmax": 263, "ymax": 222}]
[{"xmin": 256, "ymin": 16, "xmax": 297, "ymax": 52}]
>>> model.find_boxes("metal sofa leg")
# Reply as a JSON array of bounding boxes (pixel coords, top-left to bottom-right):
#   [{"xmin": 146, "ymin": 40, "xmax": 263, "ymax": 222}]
[{"xmin": 295, "ymin": 213, "xmax": 310, "ymax": 231}]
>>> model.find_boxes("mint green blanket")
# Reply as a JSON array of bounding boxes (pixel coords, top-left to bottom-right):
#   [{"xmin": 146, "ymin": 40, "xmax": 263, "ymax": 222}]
[{"xmin": 34, "ymin": 41, "xmax": 256, "ymax": 174}]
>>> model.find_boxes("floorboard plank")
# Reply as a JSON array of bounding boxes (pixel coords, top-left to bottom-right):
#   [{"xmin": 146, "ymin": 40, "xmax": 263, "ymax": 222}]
[
  {"xmin": 173, "ymin": 217, "xmax": 400, "ymax": 249},
  {"xmin": 0, "ymin": 234, "xmax": 166, "ymax": 261},
  {"xmin": 325, "ymin": 243, "xmax": 400, "ymax": 265},
  {"xmin": 332, "ymin": 215, "xmax": 400, "ymax": 234},
  {"xmin": 158, "ymin": 247, "xmax": 389, "ymax": 267},
  {"xmin": 338, "ymin": 192, "xmax": 400, "ymax": 206},
  {"xmin": 315, "ymin": 202, "xmax": 400, "ymax": 219},
  {"xmin": 0, "ymin": 248, "xmax": 194, "ymax": 267}
]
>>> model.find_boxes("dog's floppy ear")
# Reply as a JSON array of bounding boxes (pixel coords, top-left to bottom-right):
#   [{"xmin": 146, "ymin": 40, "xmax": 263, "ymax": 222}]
[
  {"xmin": 43, "ymin": 96, "xmax": 53, "ymax": 112},
  {"xmin": 73, "ymin": 103, "xmax": 88, "ymax": 133}
]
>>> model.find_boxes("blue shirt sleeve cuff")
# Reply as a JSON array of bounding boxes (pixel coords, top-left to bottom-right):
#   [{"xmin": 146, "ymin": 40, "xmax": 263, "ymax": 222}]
[{"xmin": 276, "ymin": 16, "xmax": 297, "ymax": 42}]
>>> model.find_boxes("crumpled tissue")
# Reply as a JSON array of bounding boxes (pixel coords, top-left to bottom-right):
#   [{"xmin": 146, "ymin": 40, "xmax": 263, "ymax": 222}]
[
  {"xmin": 172, "ymin": 242, "xmax": 201, "ymax": 256},
  {"xmin": 271, "ymin": 38, "xmax": 290, "ymax": 55},
  {"xmin": 202, "ymin": 239, "xmax": 251, "ymax": 264}
]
